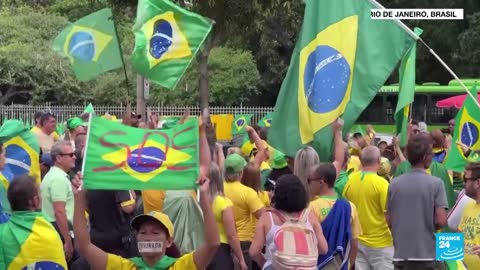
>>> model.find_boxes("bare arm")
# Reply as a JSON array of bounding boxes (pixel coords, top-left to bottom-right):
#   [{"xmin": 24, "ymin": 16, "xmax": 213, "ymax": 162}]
[
  {"xmin": 73, "ymin": 185, "xmax": 108, "ymax": 270},
  {"xmin": 216, "ymin": 143, "xmax": 225, "ymax": 171},
  {"xmin": 222, "ymin": 207, "xmax": 246, "ymax": 266},
  {"xmin": 246, "ymin": 126, "xmax": 268, "ymax": 167},
  {"xmin": 199, "ymin": 111, "xmax": 211, "ymax": 176},
  {"xmin": 435, "ymin": 207, "xmax": 448, "ymax": 230},
  {"xmin": 309, "ymin": 211, "xmax": 328, "ymax": 255},
  {"xmin": 193, "ymin": 180, "xmax": 220, "ymax": 269},
  {"xmin": 249, "ymin": 213, "xmax": 267, "ymax": 267},
  {"xmin": 349, "ymin": 239, "xmax": 358, "ymax": 270},
  {"xmin": 332, "ymin": 119, "xmax": 345, "ymax": 176},
  {"xmin": 53, "ymin": 202, "xmax": 72, "ymax": 245}
]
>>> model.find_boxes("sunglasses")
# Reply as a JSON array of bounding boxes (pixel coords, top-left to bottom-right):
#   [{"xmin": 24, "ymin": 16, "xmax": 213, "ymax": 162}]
[{"xmin": 60, "ymin": 152, "xmax": 75, "ymax": 158}]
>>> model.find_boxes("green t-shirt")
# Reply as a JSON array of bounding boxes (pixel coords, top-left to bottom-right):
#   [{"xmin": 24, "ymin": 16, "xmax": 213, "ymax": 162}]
[
  {"xmin": 334, "ymin": 170, "xmax": 350, "ymax": 198},
  {"xmin": 40, "ymin": 166, "xmax": 74, "ymax": 223}
]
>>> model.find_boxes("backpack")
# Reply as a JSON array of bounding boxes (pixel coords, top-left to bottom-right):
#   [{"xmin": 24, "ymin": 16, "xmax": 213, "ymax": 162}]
[{"xmin": 270, "ymin": 209, "xmax": 319, "ymax": 270}]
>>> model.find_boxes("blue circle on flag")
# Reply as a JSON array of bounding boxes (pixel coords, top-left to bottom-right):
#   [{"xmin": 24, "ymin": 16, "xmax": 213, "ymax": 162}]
[
  {"xmin": 304, "ymin": 45, "xmax": 351, "ymax": 113},
  {"xmin": 150, "ymin": 19, "xmax": 173, "ymax": 59},
  {"xmin": 236, "ymin": 119, "xmax": 245, "ymax": 127},
  {"xmin": 68, "ymin": 31, "xmax": 95, "ymax": 62},
  {"xmin": 461, "ymin": 122, "xmax": 479, "ymax": 147},
  {"xmin": 128, "ymin": 147, "xmax": 165, "ymax": 173},
  {"xmin": 5, "ymin": 144, "xmax": 31, "ymax": 176},
  {"xmin": 266, "ymin": 119, "xmax": 272, "ymax": 124},
  {"xmin": 21, "ymin": 261, "xmax": 65, "ymax": 270}
]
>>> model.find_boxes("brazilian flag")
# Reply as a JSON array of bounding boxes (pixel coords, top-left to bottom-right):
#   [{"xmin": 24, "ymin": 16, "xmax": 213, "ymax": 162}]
[
  {"xmin": 83, "ymin": 116, "xmax": 199, "ymax": 190},
  {"xmin": 232, "ymin": 114, "xmax": 253, "ymax": 136},
  {"xmin": 445, "ymin": 85, "xmax": 480, "ymax": 172},
  {"xmin": 132, "ymin": 0, "xmax": 213, "ymax": 89},
  {"xmin": 0, "ymin": 212, "xmax": 68, "ymax": 270},
  {"xmin": 268, "ymin": 0, "xmax": 414, "ymax": 160},
  {"xmin": 53, "ymin": 8, "xmax": 123, "ymax": 81},
  {"xmin": 0, "ymin": 120, "xmax": 41, "ymax": 190},
  {"xmin": 258, "ymin": 112, "xmax": 273, "ymax": 128}
]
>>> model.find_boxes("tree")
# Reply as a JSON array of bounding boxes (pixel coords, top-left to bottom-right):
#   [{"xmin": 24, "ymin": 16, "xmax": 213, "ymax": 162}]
[{"xmin": 151, "ymin": 47, "xmax": 260, "ymax": 106}]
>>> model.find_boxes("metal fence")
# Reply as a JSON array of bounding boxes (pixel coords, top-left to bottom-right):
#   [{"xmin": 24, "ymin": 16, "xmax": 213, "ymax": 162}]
[{"xmin": 0, "ymin": 104, "xmax": 274, "ymax": 125}]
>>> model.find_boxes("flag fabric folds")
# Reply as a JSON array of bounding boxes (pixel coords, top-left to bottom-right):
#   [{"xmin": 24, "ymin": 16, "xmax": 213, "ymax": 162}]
[
  {"xmin": 0, "ymin": 120, "xmax": 41, "ymax": 189},
  {"xmin": 268, "ymin": 0, "xmax": 414, "ymax": 160},
  {"xmin": 83, "ymin": 116, "xmax": 199, "ymax": 190},
  {"xmin": 0, "ymin": 212, "xmax": 68, "ymax": 270},
  {"xmin": 132, "ymin": 0, "xmax": 213, "ymax": 89},
  {"xmin": 395, "ymin": 27, "xmax": 423, "ymax": 147},
  {"xmin": 232, "ymin": 114, "xmax": 253, "ymax": 136},
  {"xmin": 53, "ymin": 8, "xmax": 123, "ymax": 81},
  {"xmin": 258, "ymin": 112, "xmax": 273, "ymax": 128},
  {"xmin": 444, "ymin": 85, "xmax": 480, "ymax": 172},
  {"xmin": 84, "ymin": 103, "xmax": 95, "ymax": 114}
]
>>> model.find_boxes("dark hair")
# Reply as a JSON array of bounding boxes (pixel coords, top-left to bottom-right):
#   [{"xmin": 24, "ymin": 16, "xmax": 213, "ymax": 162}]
[
  {"xmin": 252, "ymin": 125, "xmax": 261, "ymax": 132},
  {"xmin": 0, "ymin": 143, "xmax": 3, "ymax": 154},
  {"xmin": 258, "ymin": 128, "xmax": 269, "ymax": 141},
  {"xmin": 411, "ymin": 119, "xmax": 419, "ymax": 126},
  {"xmin": 34, "ymin": 111, "xmax": 44, "ymax": 123},
  {"xmin": 312, "ymin": 163, "xmax": 337, "ymax": 188},
  {"xmin": 430, "ymin": 129, "xmax": 445, "ymax": 148},
  {"xmin": 406, "ymin": 133, "xmax": 433, "ymax": 166},
  {"xmin": 466, "ymin": 159, "xmax": 480, "ymax": 180},
  {"xmin": 40, "ymin": 113, "xmax": 56, "ymax": 126},
  {"xmin": 7, "ymin": 175, "xmax": 37, "ymax": 211},
  {"xmin": 241, "ymin": 162, "xmax": 261, "ymax": 192},
  {"xmin": 272, "ymin": 174, "xmax": 308, "ymax": 213},
  {"xmin": 382, "ymin": 145, "xmax": 396, "ymax": 161},
  {"xmin": 267, "ymin": 166, "xmax": 292, "ymax": 182}
]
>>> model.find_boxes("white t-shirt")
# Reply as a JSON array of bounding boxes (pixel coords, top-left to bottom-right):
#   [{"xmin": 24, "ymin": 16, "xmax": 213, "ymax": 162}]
[{"xmin": 447, "ymin": 189, "xmax": 474, "ymax": 231}]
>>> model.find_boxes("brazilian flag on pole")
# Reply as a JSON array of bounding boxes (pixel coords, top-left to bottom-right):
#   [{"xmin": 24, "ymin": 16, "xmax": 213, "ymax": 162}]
[
  {"xmin": 52, "ymin": 8, "xmax": 123, "ymax": 81},
  {"xmin": 268, "ymin": 0, "xmax": 414, "ymax": 161},
  {"xmin": 395, "ymin": 27, "xmax": 423, "ymax": 147},
  {"xmin": 132, "ymin": 0, "xmax": 213, "ymax": 89}
]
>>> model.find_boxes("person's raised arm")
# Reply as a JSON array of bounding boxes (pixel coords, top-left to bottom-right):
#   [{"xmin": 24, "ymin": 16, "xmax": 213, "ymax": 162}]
[
  {"xmin": 193, "ymin": 177, "xmax": 220, "ymax": 269},
  {"xmin": 199, "ymin": 110, "xmax": 211, "ymax": 177},
  {"xmin": 332, "ymin": 119, "xmax": 345, "ymax": 176},
  {"xmin": 216, "ymin": 143, "xmax": 225, "ymax": 171},
  {"xmin": 72, "ymin": 173, "xmax": 108, "ymax": 270},
  {"xmin": 246, "ymin": 126, "xmax": 268, "ymax": 167}
]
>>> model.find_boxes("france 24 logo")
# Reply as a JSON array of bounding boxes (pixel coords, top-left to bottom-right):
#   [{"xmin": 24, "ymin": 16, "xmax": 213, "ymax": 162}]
[{"xmin": 435, "ymin": 233, "xmax": 464, "ymax": 261}]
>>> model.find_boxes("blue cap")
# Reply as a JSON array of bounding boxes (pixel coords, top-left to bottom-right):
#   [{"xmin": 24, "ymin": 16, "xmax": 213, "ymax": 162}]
[{"xmin": 41, "ymin": 153, "xmax": 53, "ymax": 166}]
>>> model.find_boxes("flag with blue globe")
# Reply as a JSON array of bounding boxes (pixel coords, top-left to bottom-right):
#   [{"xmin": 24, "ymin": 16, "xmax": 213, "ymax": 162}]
[{"xmin": 53, "ymin": 8, "xmax": 123, "ymax": 81}]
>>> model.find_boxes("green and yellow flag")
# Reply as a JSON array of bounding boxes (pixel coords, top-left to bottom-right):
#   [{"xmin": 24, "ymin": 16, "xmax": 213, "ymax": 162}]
[
  {"xmin": 83, "ymin": 116, "xmax": 199, "ymax": 190},
  {"xmin": 444, "ymin": 85, "xmax": 480, "ymax": 172},
  {"xmin": 132, "ymin": 0, "xmax": 213, "ymax": 89},
  {"xmin": 0, "ymin": 212, "xmax": 67, "ymax": 270},
  {"xmin": 0, "ymin": 120, "xmax": 41, "ymax": 191},
  {"xmin": 258, "ymin": 112, "xmax": 273, "ymax": 128},
  {"xmin": 232, "ymin": 114, "xmax": 253, "ymax": 136},
  {"xmin": 53, "ymin": 8, "xmax": 123, "ymax": 81},
  {"xmin": 395, "ymin": 27, "xmax": 423, "ymax": 147},
  {"xmin": 268, "ymin": 0, "xmax": 414, "ymax": 160},
  {"xmin": 84, "ymin": 103, "xmax": 95, "ymax": 114}
]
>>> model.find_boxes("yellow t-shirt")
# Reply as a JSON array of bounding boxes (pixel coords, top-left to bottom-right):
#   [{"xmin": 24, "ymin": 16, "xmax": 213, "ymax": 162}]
[
  {"xmin": 347, "ymin": 155, "xmax": 361, "ymax": 173},
  {"xmin": 212, "ymin": 195, "xmax": 233, "ymax": 244},
  {"xmin": 459, "ymin": 201, "xmax": 480, "ymax": 268},
  {"xmin": 224, "ymin": 181, "xmax": 264, "ymax": 241},
  {"xmin": 309, "ymin": 195, "xmax": 362, "ymax": 239},
  {"xmin": 210, "ymin": 114, "xmax": 234, "ymax": 141},
  {"xmin": 31, "ymin": 126, "xmax": 60, "ymax": 140},
  {"xmin": 142, "ymin": 190, "xmax": 166, "ymax": 213},
  {"xmin": 251, "ymin": 191, "xmax": 271, "ymax": 238},
  {"xmin": 106, "ymin": 252, "xmax": 197, "ymax": 270},
  {"xmin": 343, "ymin": 171, "xmax": 393, "ymax": 248}
]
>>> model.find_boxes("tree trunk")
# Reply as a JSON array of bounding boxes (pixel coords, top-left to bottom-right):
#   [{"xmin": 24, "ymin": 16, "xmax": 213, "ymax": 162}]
[{"xmin": 197, "ymin": 51, "xmax": 210, "ymax": 110}]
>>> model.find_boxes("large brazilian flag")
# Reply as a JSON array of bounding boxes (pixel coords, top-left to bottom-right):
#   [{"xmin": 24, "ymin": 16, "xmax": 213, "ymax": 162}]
[
  {"xmin": 0, "ymin": 212, "xmax": 67, "ymax": 270},
  {"xmin": 268, "ymin": 0, "xmax": 414, "ymax": 160}
]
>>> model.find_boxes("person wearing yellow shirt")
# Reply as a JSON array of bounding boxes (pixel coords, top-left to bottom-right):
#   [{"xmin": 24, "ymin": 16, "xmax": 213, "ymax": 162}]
[
  {"xmin": 223, "ymin": 153, "xmax": 265, "ymax": 270},
  {"xmin": 343, "ymin": 146, "xmax": 394, "ymax": 270},
  {"xmin": 459, "ymin": 161, "xmax": 480, "ymax": 269},
  {"xmin": 32, "ymin": 113, "xmax": 58, "ymax": 153},
  {"xmin": 309, "ymin": 163, "xmax": 362, "ymax": 269},
  {"xmin": 208, "ymin": 163, "xmax": 247, "ymax": 270},
  {"xmin": 72, "ymin": 174, "xmax": 220, "ymax": 270}
]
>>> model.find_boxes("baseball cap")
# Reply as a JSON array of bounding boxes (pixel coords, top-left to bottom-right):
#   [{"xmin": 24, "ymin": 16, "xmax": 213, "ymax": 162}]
[
  {"xmin": 271, "ymin": 150, "xmax": 288, "ymax": 169},
  {"xmin": 41, "ymin": 153, "xmax": 53, "ymax": 167},
  {"xmin": 67, "ymin": 117, "xmax": 87, "ymax": 130},
  {"xmin": 224, "ymin": 153, "xmax": 247, "ymax": 174},
  {"xmin": 131, "ymin": 211, "xmax": 174, "ymax": 238}
]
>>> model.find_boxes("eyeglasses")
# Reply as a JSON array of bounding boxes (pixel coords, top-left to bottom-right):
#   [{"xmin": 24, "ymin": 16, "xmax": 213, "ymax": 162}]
[
  {"xmin": 60, "ymin": 152, "xmax": 75, "ymax": 158},
  {"xmin": 307, "ymin": 177, "xmax": 323, "ymax": 184}
]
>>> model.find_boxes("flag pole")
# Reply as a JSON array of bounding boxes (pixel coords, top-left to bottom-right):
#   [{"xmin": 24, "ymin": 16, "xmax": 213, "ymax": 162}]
[
  {"xmin": 110, "ymin": 12, "xmax": 131, "ymax": 97},
  {"xmin": 80, "ymin": 113, "xmax": 93, "ymax": 182},
  {"xmin": 368, "ymin": 0, "xmax": 480, "ymax": 109}
]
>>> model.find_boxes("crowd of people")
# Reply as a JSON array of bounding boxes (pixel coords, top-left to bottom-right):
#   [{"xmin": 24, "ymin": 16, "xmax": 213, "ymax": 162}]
[{"xmin": 0, "ymin": 108, "xmax": 478, "ymax": 270}]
